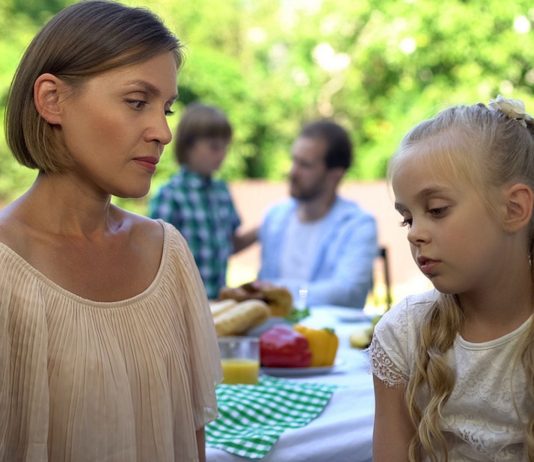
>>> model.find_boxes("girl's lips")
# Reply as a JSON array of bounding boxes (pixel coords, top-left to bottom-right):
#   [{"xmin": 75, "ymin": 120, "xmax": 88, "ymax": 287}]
[{"xmin": 417, "ymin": 257, "xmax": 440, "ymax": 275}]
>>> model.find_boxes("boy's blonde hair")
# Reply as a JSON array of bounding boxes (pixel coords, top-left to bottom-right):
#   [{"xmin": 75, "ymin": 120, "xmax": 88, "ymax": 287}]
[{"xmin": 389, "ymin": 101, "xmax": 534, "ymax": 461}]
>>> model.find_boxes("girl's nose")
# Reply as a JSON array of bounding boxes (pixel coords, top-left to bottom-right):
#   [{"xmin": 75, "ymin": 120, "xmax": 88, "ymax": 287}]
[{"xmin": 407, "ymin": 221, "xmax": 429, "ymax": 246}]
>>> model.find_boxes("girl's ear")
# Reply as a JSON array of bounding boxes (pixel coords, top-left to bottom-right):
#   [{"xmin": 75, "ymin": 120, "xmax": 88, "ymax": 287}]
[
  {"xmin": 502, "ymin": 183, "xmax": 534, "ymax": 232},
  {"xmin": 33, "ymin": 73, "xmax": 69, "ymax": 125}
]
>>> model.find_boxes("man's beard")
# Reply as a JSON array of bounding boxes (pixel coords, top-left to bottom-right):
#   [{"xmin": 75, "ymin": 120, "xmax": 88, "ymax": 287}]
[{"xmin": 289, "ymin": 179, "xmax": 324, "ymax": 202}]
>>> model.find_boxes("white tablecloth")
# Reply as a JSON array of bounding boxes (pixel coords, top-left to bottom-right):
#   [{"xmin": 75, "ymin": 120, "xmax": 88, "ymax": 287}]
[{"xmin": 206, "ymin": 306, "xmax": 375, "ymax": 462}]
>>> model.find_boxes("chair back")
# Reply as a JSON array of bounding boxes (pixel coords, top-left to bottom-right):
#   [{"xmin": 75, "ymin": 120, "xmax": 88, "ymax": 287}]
[{"xmin": 373, "ymin": 246, "xmax": 392, "ymax": 311}]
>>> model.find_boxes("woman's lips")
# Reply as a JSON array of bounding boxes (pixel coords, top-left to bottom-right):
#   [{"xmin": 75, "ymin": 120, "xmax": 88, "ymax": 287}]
[{"xmin": 133, "ymin": 157, "xmax": 158, "ymax": 173}]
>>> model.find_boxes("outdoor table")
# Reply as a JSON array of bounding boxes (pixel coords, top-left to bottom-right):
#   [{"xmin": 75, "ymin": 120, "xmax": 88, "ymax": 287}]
[{"xmin": 206, "ymin": 306, "xmax": 375, "ymax": 462}]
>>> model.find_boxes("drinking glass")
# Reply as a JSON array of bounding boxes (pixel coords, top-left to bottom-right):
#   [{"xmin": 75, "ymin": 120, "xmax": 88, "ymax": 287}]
[{"xmin": 218, "ymin": 337, "xmax": 260, "ymax": 385}]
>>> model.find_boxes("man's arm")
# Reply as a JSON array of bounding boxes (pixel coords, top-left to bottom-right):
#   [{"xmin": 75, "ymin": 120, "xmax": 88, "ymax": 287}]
[
  {"xmin": 232, "ymin": 226, "xmax": 258, "ymax": 253},
  {"xmin": 373, "ymin": 376, "xmax": 414, "ymax": 461}
]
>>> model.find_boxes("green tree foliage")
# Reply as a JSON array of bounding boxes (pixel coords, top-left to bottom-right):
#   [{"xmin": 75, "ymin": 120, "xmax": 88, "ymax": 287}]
[{"xmin": 0, "ymin": 0, "xmax": 533, "ymax": 204}]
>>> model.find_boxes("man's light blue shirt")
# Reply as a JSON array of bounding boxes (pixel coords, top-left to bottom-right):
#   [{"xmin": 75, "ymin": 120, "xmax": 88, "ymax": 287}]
[{"xmin": 259, "ymin": 196, "xmax": 378, "ymax": 308}]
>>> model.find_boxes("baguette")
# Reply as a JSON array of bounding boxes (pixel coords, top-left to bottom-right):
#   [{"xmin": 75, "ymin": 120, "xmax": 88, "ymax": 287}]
[
  {"xmin": 209, "ymin": 299, "xmax": 238, "ymax": 318},
  {"xmin": 214, "ymin": 299, "xmax": 270, "ymax": 336}
]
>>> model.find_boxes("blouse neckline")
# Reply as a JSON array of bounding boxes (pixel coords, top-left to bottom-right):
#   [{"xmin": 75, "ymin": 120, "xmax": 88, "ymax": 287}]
[
  {"xmin": 0, "ymin": 220, "xmax": 169, "ymax": 308},
  {"xmin": 457, "ymin": 315, "xmax": 532, "ymax": 350}
]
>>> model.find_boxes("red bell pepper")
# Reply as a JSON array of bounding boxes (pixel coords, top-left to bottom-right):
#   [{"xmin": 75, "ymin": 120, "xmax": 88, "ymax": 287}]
[{"xmin": 260, "ymin": 324, "xmax": 312, "ymax": 367}]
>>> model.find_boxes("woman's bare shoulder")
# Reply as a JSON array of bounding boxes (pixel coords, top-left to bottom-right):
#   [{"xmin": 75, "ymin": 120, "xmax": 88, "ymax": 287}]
[
  {"xmin": 115, "ymin": 207, "xmax": 165, "ymax": 246},
  {"xmin": 0, "ymin": 202, "xmax": 29, "ymax": 252}
]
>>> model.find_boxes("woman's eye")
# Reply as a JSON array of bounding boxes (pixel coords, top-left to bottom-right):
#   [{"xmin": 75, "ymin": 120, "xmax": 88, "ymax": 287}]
[
  {"xmin": 165, "ymin": 108, "xmax": 175, "ymax": 116},
  {"xmin": 400, "ymin": 217, "xmax": 412, "ymax": 227},
  {"xmin": 126, "ymin": 99, "xmax": 147, "ymax": 110}
]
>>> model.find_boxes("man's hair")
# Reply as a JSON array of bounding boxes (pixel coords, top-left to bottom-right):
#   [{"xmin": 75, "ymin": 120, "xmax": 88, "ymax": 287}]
[
  {"xmin": 5, "ymin": 0, "xmax": 181, "ymax": 173},
  {"xmin": 175, "ymin": 103, "xmax": 232, "ymax": 164},
  {"xmin": 300, "ymin": 120, "xmax": 353, "ymax": 170}
]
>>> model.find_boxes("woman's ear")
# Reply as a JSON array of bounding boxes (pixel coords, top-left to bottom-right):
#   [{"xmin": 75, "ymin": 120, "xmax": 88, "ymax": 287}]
[
  {"xmin": 33, "ymin": 73, "xmax": 69, "ymax": 125},
  {"xmin": 502, "ymin": 183, "xmax": 534, "ymax": 232}
]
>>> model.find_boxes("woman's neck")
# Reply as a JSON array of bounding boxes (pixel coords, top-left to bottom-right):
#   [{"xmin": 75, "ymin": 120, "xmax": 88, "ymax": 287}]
[{"xmin": 7, "ymin": 173, "xmax": 118, "ymax": 238}]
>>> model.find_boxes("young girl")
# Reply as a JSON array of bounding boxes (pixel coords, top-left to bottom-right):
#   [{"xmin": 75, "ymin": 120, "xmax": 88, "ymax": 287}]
[
  {"xmin": 370, "ymin": 96, "xmax": 534, "ymax": 461},
  {"xmin": 0, "ymin": 1, "xmax": 221, "ymax": 461}
]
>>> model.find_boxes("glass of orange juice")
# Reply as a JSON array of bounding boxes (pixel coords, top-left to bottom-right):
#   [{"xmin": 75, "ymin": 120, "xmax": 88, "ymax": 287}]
[{"xmin": 218, "ymin": 337, "xmax": 260, "ymax": 385}]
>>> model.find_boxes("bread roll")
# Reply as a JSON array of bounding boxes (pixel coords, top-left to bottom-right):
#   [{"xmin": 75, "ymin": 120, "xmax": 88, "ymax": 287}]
[
  {"xmin": 260, "ymin": 287, "xmax": 293, "ymax": 317},
  {"xmin": 219, "ymin": 286, "xmax": 256, "ymax": 302},
  {"xmin": 219, "ymin": 283, "xmax": 293, "ymax": 317},
  {"xmin": 210, "ymin": 299, "xmax": 238, "ymax": 318},
  {"xmin": 214, "ymin": 299, "xmax": 270, "ymax": 336}
]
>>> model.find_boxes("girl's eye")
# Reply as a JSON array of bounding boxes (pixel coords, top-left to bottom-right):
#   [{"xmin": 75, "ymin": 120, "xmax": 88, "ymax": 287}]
[
  {"xmin": 165, "ymin": 108, "xmax": 175, "ymax": 116},
  {"xmin": 400, "ymin": 217, "xmax": 412, "ymax": 227},
  {"xmin": 428, "ymin": 207, "xmax": 448, "ymax": 218},
  {"xmin": 126, "ymin": 99, "xmax": 147, "ymax": 110}
]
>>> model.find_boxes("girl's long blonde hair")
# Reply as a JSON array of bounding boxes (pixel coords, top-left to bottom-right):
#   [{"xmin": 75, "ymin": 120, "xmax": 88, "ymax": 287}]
[{"xmin": 389, "ymin": 101, "xmax": 534, "ymax": 461}]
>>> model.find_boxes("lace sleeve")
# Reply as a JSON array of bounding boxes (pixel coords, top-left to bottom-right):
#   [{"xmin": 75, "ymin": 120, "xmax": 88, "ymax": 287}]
[
  {"xmin": 368, "ymin": 334, "xmax": 408, "ymax": 387},
  {"xmin": 369, "ymin": 292, "xmax": 437, "ymax": 387}
]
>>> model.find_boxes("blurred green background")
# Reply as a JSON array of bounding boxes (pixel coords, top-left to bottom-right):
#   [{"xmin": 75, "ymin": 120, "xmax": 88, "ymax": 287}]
[{"xmin": 1, "ymin": 0, "xmax": 533, "ymax": 213}]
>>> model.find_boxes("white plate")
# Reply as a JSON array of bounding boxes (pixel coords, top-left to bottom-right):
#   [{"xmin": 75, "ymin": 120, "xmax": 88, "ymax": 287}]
[
  {"xmin": 246, "ymin": 317, "xmax": 290, "ymax": 337},
  {"xmin": 261, "ymin": 360, "xmax": 344, "ymax": 377},
  {"xmin": 311, "ymin": 306, "xmax": 372, "ymax": 323}
]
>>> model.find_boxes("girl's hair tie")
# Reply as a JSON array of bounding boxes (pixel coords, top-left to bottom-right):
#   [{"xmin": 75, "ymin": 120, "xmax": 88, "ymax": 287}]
[{"xmin": 488, "ymin": 95, "xmax": 534, "ymax": 128}]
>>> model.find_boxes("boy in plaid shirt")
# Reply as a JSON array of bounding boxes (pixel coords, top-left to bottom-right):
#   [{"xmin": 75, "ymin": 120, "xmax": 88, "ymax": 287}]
[{"xmin": 149, "ymin": 103, "xmax": 257, "ymax": 299}]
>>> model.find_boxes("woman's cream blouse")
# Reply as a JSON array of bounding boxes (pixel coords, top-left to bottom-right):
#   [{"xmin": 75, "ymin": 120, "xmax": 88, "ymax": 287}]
[{"xmin": 0, "ymin": 221, "xmax": 221, "ymax": 461}]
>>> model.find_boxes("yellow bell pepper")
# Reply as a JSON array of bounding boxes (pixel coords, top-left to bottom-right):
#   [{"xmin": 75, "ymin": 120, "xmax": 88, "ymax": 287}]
[{"xmin": 293, "ymin": 325, "xmax": 339, "ymax": 367}]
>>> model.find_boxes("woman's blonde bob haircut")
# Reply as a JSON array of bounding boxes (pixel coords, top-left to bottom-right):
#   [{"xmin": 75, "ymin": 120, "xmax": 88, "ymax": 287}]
[{"xmin": 5, "ymin": 0, "xmax": 182, "ymax": 173}]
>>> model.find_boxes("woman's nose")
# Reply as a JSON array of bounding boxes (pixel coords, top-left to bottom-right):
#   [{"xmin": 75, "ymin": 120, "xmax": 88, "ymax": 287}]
[{"xmin": 146, "ymin": 112, "xmax": 172, "ymax": 146}]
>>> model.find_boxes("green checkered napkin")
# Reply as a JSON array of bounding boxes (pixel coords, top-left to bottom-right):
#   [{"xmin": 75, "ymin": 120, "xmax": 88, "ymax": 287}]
[{"xmin": 205, "ymin": 376, "xmax": 337, "ymax": 459}]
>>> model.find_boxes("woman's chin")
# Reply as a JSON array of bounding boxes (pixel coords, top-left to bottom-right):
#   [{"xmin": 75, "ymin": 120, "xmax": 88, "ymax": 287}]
[{"xmin": 113, "ymin": 186, "xmax": 150, "ymax": 200}]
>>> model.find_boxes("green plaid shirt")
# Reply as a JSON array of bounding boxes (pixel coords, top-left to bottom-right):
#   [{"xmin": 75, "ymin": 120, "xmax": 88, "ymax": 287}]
[{"xmin": 149, "ymin": 167, "xmax": 240, "ymax": 299}]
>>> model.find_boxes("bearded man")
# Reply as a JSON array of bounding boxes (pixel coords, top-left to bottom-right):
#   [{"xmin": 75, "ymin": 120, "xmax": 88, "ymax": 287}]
[{"xmin": 258, "ymin": 120, "xmax": 378, "ymax": 308}]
